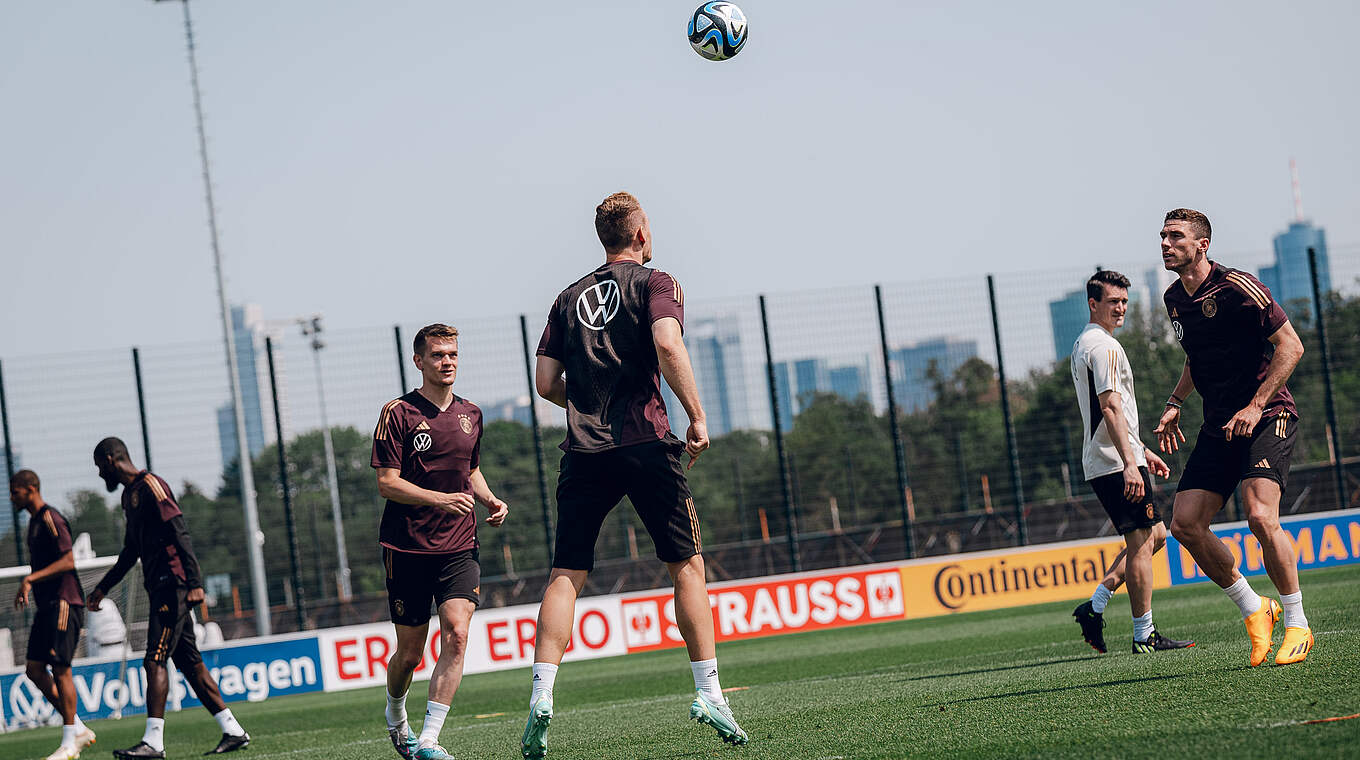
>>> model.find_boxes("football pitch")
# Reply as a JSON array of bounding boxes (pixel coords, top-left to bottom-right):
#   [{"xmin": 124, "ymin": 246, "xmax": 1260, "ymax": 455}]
[{"xmin": 4, "ymin": 564, "xmax": 1356, "ymax": 760}]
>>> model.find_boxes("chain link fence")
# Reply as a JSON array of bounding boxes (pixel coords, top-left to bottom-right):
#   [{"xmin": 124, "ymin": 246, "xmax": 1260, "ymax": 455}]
[{"xmin": 3, "ymin": 246, "xmax": 1357, "ymax": 661}]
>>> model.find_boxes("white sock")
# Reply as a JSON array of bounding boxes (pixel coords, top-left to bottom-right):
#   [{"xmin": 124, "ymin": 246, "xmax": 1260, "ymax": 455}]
[
  {"xmin": 73, "ymin": 716, "xmax": 88, "ymax": 734},
  {"xmin": 1224, "ymin": 576, "xmax": 1262, "ymax": 618},
  {"xmin": 386, "ymin": 689, "xmax": 409, "ymax": 729},
  {"xmin": 62, "ymin": 723, "xmax": 77, "ymax": 746},
  {"xmin": 690, "ymin": 658, "xmax": 725, "ymax": 705},
  {"xmin": 1132, "ymin": 611, "xmax": 1155, "ymax": 642},
  {"xmin": 214, "ymin": 707, "xmax": 245, "ymax": 737},
  {"xmin": 1090, "ymin": 584, "xmax": 1114, "ymax": 614},
  {"xmin": 530, "ymin": 663, "xmax": 558, "ymax": 707},
  {"xmin": 142, "ymin": 717, "xmax": 165, "ymax": 752},
  {"xmin": 418, "ymin": 701, "xmax": 449, "ymax": 748},
  {"xmin": 1280, "ymin": 591, "xmax": 1308, "ymax": 630}
]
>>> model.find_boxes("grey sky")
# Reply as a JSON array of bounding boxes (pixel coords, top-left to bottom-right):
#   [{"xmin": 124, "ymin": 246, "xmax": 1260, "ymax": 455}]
[{"xmin": 2, "ymin": 0, "xmax": 1358, "ymax": 358}]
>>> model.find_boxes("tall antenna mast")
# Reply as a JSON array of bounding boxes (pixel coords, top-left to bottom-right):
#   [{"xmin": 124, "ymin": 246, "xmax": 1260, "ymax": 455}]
[{"xmin": 1290, "ymin": 158, "xmax": 1304, "ymax": 222}]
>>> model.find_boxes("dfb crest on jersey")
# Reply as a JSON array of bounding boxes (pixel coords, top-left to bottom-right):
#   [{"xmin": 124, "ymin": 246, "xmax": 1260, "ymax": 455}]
[
  {"xmin": 459, "ymin": 414, "xmax": 473, "ymax": 435},
  {"xmin": 1201, "ymin": 297, "xmax": 1217, "ymax": 318},
  {"xmin": 576, "ymin": 280, "xmax": 621, "ymax": 331}
]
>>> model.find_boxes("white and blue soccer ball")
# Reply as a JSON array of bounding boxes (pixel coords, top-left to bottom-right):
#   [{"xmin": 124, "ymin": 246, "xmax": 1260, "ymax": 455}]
[{"xmin": 688, "ymin": 2, "xmax": 748, "ymax": 61}]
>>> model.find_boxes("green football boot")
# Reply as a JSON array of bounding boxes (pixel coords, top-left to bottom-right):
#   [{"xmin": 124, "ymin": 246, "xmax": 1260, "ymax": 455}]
[
  {"xmin": 521, "ymin": 696, "xmax": 553, "ymax": 759},
  {"xmin": 689, "ymin": 690, "xmax": 749, "ymax": 745}
]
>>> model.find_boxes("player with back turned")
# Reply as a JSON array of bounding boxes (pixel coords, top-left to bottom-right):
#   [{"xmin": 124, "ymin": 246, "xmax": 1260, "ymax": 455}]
[
  {"xmin": 520, "ymin": 192, "xmax": 747, "ymax": 760},
  {"xmin": 88, "ymin": 437, "xmax": 250, "ymax": 758},
  {"xmin": 1154, "ymin": 208, "xmax": 1313, "ymax": 666},
  {"xmin": 11, "ymin": 469, "xmax": 97, "ymax": 760}
]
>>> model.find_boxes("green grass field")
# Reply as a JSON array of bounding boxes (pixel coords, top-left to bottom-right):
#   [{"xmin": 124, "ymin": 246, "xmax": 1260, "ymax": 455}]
[{"xmin": 4, "ymin": 564, "xmax": 1357, "ymax": 760}]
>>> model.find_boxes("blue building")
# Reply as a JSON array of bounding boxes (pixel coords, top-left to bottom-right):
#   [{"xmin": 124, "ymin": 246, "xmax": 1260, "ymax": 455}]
[
  {"xmin": 828, "ymin": 365, "xmax": 868, "ymax": 402},
  {"xmin": 661, "ymin": 316, "xmax": 750, "ymax": 438},
  {"xmin": 216, "ymin": 305, "xmax": 268, "ymax": 471},
  {"xmin": 1260, "ymin": 221, "xmax": 1329, "ymax": 320},
  {"xmin": 889, "ymin": 338, "xmax": 978, "ymax": 413}
]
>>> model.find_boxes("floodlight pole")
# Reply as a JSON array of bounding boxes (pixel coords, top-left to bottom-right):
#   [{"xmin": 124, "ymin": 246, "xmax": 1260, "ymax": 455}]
[
  {"xmin": 300, "ymin": 317, "xmax": 353, "ymax": 600},
  {"xmin": 160, "ymin": 0, "xmax": 271, "ymax": 635}
]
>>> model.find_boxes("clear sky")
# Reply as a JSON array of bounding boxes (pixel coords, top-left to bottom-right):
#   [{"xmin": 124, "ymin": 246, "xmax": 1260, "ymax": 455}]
[{"xmin": 2, "ymin": 0, "xmax": 1358, "ymax": 357}]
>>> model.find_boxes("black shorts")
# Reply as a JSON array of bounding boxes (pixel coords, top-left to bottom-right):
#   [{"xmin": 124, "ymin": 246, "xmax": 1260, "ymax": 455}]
[
  {"xmin": 384, "ymin": 547, "xmax": 480, "ymax": 627},
  {"xmin": 27, "ymin": 600, "xmax": 83, "ymax": 667},
  {"xmin": 1088, "ymin": 467, "xmax": 1161, "ymax": 535},
  {"xmin": 553, "ymin": 440, "xmax": 701, "ymax": 571},
  {"xmin": 1178, "ymin": 411, "xmax": 1297, "ymax": 499},
  {"xmin": 145, "ymin": 586, "xmax": 203, "ymax": 670}
]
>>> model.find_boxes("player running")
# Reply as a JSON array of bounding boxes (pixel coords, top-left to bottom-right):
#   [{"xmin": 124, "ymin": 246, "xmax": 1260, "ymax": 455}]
[
  {"xmin": 88, "ymin": 437, "xmax": 250, "ymax": 758},
  {"xmin": 1154, "ymin": 208, "xmax": 1312, "ymax": 666},
  {"xmin": 1068, "ymin": 271, "xmax": 1193, "ymax": 654},
  {"xmin": 521, "ymin": 192, "xmax": 747, "ymax": 759},
  {"xmin": 373, "ymin": 323, "xmax": 509, "ymax": 760},
  {"xmin": 10, "ymin": 470, "xmax": 97, "ymax": 760}
]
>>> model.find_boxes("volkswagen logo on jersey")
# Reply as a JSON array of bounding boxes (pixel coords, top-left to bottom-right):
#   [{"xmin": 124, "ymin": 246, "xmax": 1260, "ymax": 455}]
[
  {"xmin": 576, "ymin": 280, "xmax": 622, "ymax": 331},
  {"xmin": 1172, "ymin": 320, "xmax": 1184, "ymax": 341},
  {"xmin": 413, "ymin": 432, "xmax": 433, "ymax": 452}
]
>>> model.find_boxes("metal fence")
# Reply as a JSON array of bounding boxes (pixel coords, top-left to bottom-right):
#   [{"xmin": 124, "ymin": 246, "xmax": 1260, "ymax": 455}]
[{"xmin": 3, "ymin": 245, "xmax": 1357, "ymax": 658}]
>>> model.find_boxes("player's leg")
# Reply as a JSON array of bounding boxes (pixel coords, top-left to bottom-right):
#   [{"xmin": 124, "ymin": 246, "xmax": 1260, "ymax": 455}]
[
  {"xmin": 414, "ymin": 552, "xmax": 480, "ymax": 759},
  {"xmin": 114, "ymin": 590, "xmax": 176, "ymax": 759},
  {"xmin": 1074, "ymin": 473, "xmax": 1128, "ymax": 653},
  {"xmin": 170, "ymin": 612, "xmax": 248, "ymax": 754},
  {"xmin": 57, "ymin": 606, "xmax": 95, "ymax": 752},
  {"xmin": 385, "ymin": 547, "xmax": 435, "ymax": 760},
  {"xmin": 523, "ymin": 451, "xmax": 620, "ymax": 759},
  {"xmin": 627, "ymin": 442, "xmax": 747, "ymax": 746}
]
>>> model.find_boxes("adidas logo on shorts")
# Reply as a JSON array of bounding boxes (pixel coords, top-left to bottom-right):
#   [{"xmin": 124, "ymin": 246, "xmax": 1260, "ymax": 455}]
[{"xmin": 1255, "ymin": 458, "xmax": 1270, "ymax": 469}]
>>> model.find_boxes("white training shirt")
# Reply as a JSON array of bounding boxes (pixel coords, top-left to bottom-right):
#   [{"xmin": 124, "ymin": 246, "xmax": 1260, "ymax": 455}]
[{"xmin": 1070, "ymin": 323, "xmax": 1146, "ymax": 480}]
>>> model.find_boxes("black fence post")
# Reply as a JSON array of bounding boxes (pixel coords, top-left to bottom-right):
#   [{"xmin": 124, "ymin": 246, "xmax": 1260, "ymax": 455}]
[
  {"xmin": 0, "ymin": 359, "xmax": 21, "ymax": 565},
  {"xmin": 519, "ymin": 315, "xmax": 555, "ymax": 566},
  {"xmin": 759, "ymin": 295, "xmax": 801, "ymax": 572},
  {"xmin": 1308, "ymin": 248, "xmax": 1347, "ymax": 509},
  {"xmin": 265, "ymin": 337, "xmax": 307, "ymax": 631},
  {"xmin": 733, "ymin": 455, "xmax": 748, "ymax": 543},
  {"xmin": 132, "ymin": 348, "xmax": 153, "ymax": 472},
  {"xmin": 875, "ymin": 284, "xmax": 915, "ymax": 558},
  {"xmin": 987, "ymin": 275, "xmax": 1028, "ymax": 545},
  {"xmin": 393, "ymin": 325, "xmax": 408, "ymax": 394}
]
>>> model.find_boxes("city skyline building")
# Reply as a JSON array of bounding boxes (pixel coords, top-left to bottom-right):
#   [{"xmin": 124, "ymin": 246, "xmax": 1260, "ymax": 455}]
[
  {"xmin": 889, "ymin": 337, "xmax": 979, "ymax": 413},
  {"xmin": 215, "ymin": 304, "xmax": 269, "ymax": 471},
  {"xmin": 661, "ymin": 316, "xmax": 751, "ymax": 438},
  {"xmin": 1260, "ymin": 160, "xmax": 1331, "ymax": 320}
]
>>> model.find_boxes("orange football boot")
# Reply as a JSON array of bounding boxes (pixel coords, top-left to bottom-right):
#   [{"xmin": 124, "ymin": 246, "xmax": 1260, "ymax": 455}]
[
  {"xmin": 1245, "ymin": 597, "xmax": 1281, "ymax": 667},
  {"xmin": 1275, "ymin": 627, "xmax": 1314, "ymax": 665}
]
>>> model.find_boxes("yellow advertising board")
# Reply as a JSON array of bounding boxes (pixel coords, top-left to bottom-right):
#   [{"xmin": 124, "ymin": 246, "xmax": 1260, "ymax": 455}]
[{"xmin": 899, "ymin": 538, "xmax": 1173, "ymax": 618}]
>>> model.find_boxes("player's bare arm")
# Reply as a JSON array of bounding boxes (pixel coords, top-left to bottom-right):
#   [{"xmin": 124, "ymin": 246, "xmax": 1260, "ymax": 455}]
[
  {"xmin": 13, "ymin": 549, "xmax": 76, "ymax": 609},
  {"xmin": 469, "ymin": 467, "xmax": 508, "ymax": 527},
  {"xmin": 534, "ymin": 356, "xmax": 568, "ymax": 409},
  {"xmin": 653, "ymin": 316, "xmax": 708, "ymax": 468},
  {"xmin": 1155, "ymin": 360, "xmax": 1195, "ymax": 452},
  {"xmin": 1223, "ymin": 321, "xmax": 1304, "ymax": 441},
  {"xmin": 376, "ymin": 467, "xmax": 475, "ymax": 516},
  {"xmin": 1097, "ymin": 389, "xmax": 1145, "ymax": 501}
]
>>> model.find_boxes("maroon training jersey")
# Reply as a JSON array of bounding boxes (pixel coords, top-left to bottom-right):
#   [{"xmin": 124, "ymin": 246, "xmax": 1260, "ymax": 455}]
[
  {"xmin": 372, "ymin": 391, "xmax": 483, "ymax": 554},
  {"xmin": 537, "ymin": 260, "xmax": 686, "ymax": 452},
  {"xmin": 26, "ymin": 505, "xmax": 84, "ymax": 606},
  {"xmin": 95, "ymin": 472, "xmax": 204, "ymax": 594},
  {"xmin": 1164, "ymin": 261, "xmax": 1297, "ymax": 433}
]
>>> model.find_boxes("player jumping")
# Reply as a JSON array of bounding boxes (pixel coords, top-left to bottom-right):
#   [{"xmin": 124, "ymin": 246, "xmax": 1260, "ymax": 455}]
[
  {"xmin": 373, "ymin": 323, "xmax": 509, "ymax": 760},
  {"xmin": 1068, "ymin": 271, "xmax": 1193, "ymax": 654},
  {"xmin": 88, "ymin": 437, "xmax": 250, "ymax": 757},
  {"xmin": 1154, "ymin": 208, "xmax": 1312, "ymax": 666},
  {"xmin": 11, "ymin": 469, "xmax": 97, "ymax": 760},
  {"xmin": 521, "ymin": 192, "xmax": 747, "ymax": 759}
]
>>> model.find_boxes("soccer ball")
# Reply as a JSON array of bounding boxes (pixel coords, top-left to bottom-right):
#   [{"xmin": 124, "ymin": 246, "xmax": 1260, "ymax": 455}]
[{"xmin": 688, "ymin": 2, "xmax": 748, "ymax": 61}]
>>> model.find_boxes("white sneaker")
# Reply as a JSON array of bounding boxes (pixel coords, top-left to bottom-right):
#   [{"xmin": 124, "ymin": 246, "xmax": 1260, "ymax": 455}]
[{"xmin": 44, "ymin": 744, "xmax": 80, "ymax": 760}]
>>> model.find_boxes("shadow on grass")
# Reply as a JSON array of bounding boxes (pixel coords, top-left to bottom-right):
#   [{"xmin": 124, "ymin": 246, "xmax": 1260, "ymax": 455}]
[
  {"xmin": 895, "ymin": 654, "xmax": 1105, "ymax": 683},
  {"xmin": 919, "ymin": 672, "xmax": 1190, "ymax": 708}
]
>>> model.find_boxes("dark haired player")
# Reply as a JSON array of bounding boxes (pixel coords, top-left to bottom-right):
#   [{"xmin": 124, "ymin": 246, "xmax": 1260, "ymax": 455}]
[
  {"xmin": 373, "ymin": 323, "xmax": 509, "ymax": 760},
  {"xmin": 521, "ymin": 192, "xmax": 747, "ymax": 760},
  {"xmin": 1068, "ymin": 272, "xmax": 1192, "ymax": 654},
  {"xmin": 88, "ymin": 437, "xmax": 250, "ymax": 757},
  {"xmin": 1154, "ymin": 208, "xmax": 1312, "ymax": 666},
  {"xmin": 11, "ymin": 469, "xmax": 96, "ymax": 760}
]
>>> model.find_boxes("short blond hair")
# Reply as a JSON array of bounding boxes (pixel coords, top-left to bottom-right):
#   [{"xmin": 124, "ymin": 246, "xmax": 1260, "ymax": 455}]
[{"xmin": 595, "ymin": 191, "xmax": 644, "ymax": 251}]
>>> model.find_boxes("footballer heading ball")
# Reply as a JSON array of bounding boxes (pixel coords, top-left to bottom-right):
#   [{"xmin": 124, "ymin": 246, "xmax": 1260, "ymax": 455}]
[{"xmin": 689, "ymin": 2, "xmax": 748, "ymax": 61}]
